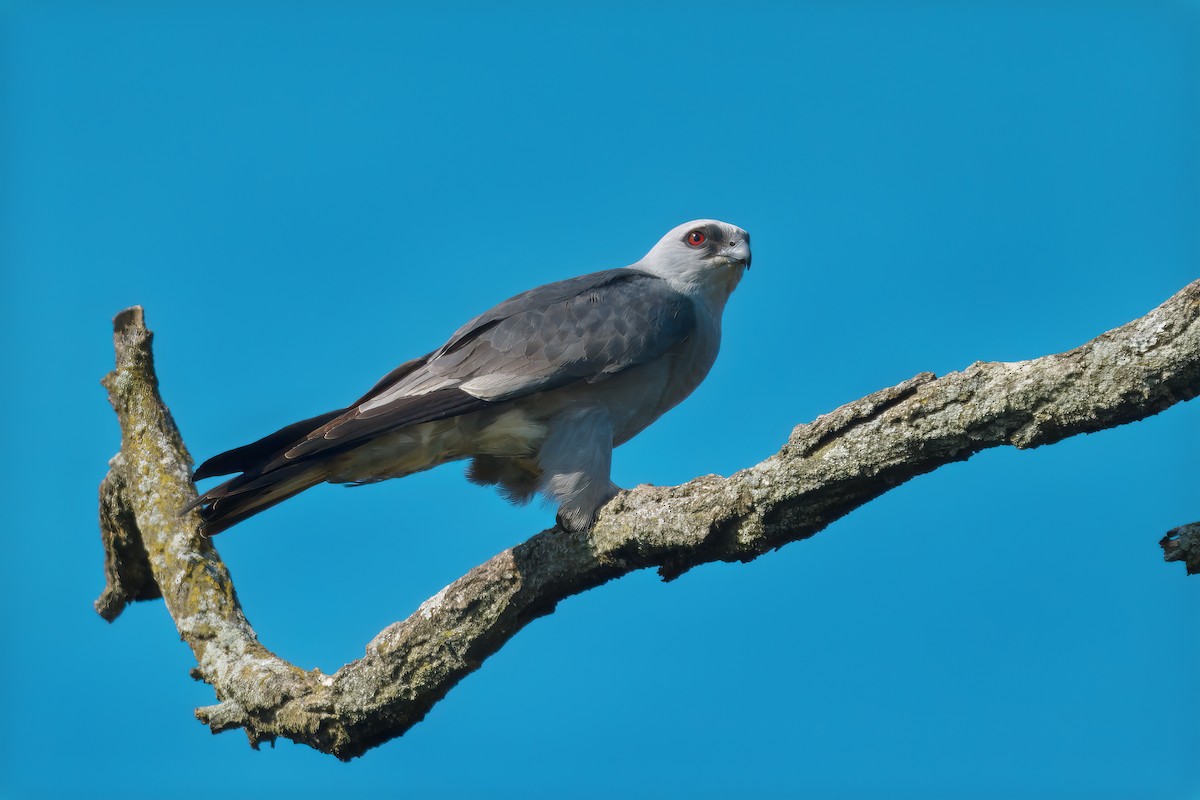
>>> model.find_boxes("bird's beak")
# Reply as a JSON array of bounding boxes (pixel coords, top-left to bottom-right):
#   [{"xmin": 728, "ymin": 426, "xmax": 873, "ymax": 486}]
[{"xmin": 722, "ymin": 239, "xmax": 752, "ymax": 270}]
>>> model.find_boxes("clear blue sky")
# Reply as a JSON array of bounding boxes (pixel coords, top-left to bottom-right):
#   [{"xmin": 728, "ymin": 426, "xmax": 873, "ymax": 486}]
[{"xmin": 2, "ymin": 2, "xmax": 1198, "ymax": 798}]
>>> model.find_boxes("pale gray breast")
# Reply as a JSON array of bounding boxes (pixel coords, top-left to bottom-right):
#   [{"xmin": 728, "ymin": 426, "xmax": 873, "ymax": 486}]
[{"xmin": 599, "ymin": 306, "xmax": 722, "ymax": 447}]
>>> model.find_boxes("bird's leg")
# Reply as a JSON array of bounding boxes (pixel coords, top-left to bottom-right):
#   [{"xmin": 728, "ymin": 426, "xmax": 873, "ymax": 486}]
[{"xmin": 535, "ymin": 407, "xmax": 619, "ymax": 532}]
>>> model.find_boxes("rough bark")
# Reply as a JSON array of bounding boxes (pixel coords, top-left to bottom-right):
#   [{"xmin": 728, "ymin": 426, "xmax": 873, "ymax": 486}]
[
  {"xmin": 1162, "ymin": 522, "xmax": 1200, "ymax": 575},
  {"xmin": 97, "ymin": 282, "xmax": 1200, "ymax": 759}
]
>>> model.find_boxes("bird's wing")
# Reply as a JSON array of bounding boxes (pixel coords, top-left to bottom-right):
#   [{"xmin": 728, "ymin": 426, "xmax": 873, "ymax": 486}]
[
  {"xmin": 274, "ymin": 268, "xmax": 696, "ymax": 464},
  {"xmin": 421, "ymin": 268, "xmax": 696, "ymax": 402},
  {"xmin": 191, "ymin": 355, "xmax": 431, "ymax": 480}
]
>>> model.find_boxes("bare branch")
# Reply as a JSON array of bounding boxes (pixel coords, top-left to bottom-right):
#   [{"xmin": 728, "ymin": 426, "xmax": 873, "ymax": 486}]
[{"xmin": 97, "ymin": 281, "xmax": 1200, "ymax": 759}]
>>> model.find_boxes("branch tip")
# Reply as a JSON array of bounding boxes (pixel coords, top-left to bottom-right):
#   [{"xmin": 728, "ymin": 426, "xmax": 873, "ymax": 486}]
[{"xmin": 113, "ymin": 305, "xmax": 145, "ymax": 333}]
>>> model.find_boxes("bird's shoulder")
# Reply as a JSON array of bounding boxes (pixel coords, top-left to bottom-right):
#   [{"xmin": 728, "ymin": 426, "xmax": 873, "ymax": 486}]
[{"xmin": 435, "ymin": 268, "xmax": 680, "ymax": 357}]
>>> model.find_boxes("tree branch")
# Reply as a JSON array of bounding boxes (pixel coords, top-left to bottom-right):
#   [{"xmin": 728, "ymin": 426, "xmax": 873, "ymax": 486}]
[{"xmin": 97, "ymin": 282, "xmax": 1200, "ymax": 759}]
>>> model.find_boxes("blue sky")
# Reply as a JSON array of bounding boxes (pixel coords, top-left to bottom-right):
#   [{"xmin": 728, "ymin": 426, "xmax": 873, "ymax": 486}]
[{"xmin": 2, "ymin": 2, "xmax": 1198, "ymax": 798}]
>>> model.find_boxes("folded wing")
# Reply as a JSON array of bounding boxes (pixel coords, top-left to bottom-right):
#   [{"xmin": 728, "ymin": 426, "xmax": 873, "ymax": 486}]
[
  {"xmin": 271, "ymin": 268, "xmax": 695, "ymax": 465},
  {"xmin": 189, "ymin": 267, "xmax": 696, "ymax": 532}
]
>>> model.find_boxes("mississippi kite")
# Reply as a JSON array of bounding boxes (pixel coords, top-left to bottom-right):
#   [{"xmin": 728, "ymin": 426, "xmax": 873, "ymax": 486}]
[{"xmin": 188, "ymin": 219, "xmax": 751, "ymax": 533}]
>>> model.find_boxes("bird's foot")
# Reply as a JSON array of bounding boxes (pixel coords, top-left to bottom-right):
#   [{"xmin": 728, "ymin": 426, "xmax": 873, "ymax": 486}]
[
  {"xmin": 555, "ymin": 508, "xmax": 595, "ymax": 533},
  {"xmin": 553, "ymin": 483, "xmax": 621, "ymax": 533}
]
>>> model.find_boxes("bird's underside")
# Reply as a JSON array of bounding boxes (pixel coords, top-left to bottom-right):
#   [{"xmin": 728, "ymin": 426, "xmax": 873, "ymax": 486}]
[{"xmin": 187, "ymin": 219, "xmax": 750, "ymax": 534}]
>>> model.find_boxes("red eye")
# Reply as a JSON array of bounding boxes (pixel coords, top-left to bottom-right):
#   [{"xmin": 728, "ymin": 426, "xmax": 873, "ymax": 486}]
[{"xmin": 686, "ymin": 230, "xmax": 706, "ymax": 246}]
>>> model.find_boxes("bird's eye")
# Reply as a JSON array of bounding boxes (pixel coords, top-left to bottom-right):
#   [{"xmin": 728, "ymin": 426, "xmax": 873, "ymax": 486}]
[{"xmin": 686, "ymin": 230, "xmax": 707, "ymax": 247}]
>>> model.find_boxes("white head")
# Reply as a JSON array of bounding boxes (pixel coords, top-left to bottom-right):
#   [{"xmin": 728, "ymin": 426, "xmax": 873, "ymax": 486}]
[{"xmin": 635, "ymin": 219, "xmax": 751, "ymax": 308}]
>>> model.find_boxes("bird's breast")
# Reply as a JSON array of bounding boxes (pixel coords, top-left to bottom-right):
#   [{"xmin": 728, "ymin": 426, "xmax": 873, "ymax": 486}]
[{"xmin": 607, "ymin": 311, "xmax": 721, "ymax": 445}]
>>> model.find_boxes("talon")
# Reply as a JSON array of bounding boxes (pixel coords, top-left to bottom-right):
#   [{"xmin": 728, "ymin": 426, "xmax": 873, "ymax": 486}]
[{"xmin": 555, "ymin": 509, "xmax": 595, "ymax": 533}]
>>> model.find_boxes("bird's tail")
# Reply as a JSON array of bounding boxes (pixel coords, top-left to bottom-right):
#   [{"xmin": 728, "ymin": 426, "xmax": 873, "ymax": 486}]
[
  {"xmin": 185, "ymin": 462, "xmax": 328, "ymax": 535},
  {"xmin": 183, "ymin": 408, "xmax": 347, "ymax": 535}
]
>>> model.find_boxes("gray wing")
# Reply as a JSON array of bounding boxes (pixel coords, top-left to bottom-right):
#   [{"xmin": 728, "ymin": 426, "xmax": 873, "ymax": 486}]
[
  {"xmin": 276, "ymin": 269, "xmax": 696, "ymax": 463},
  {"xmin": 423, "ymin": 268, "xmax": 696, "ymax": 401}
]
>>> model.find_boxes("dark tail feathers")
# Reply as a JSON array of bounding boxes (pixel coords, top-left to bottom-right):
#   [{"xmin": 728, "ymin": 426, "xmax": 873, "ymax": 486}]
[
  {"xmin": 186, "ymin": 408, "xmax": 346, "ymax": 534},
  {"xmin": 193, "ymin": 409, "xmax": 345, "ymax": 480}
]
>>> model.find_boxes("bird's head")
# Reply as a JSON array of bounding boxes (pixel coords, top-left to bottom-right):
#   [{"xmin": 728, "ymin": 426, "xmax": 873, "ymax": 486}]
[{"xmin": 636, "ymin": 219, "xmax": 751, "ymax": 306}]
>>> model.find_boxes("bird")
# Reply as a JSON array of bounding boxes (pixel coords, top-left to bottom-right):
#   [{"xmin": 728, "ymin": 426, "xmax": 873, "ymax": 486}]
[{"xmin": 187, "ymin": 219, "xmax": 751, "ymax": 534}]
